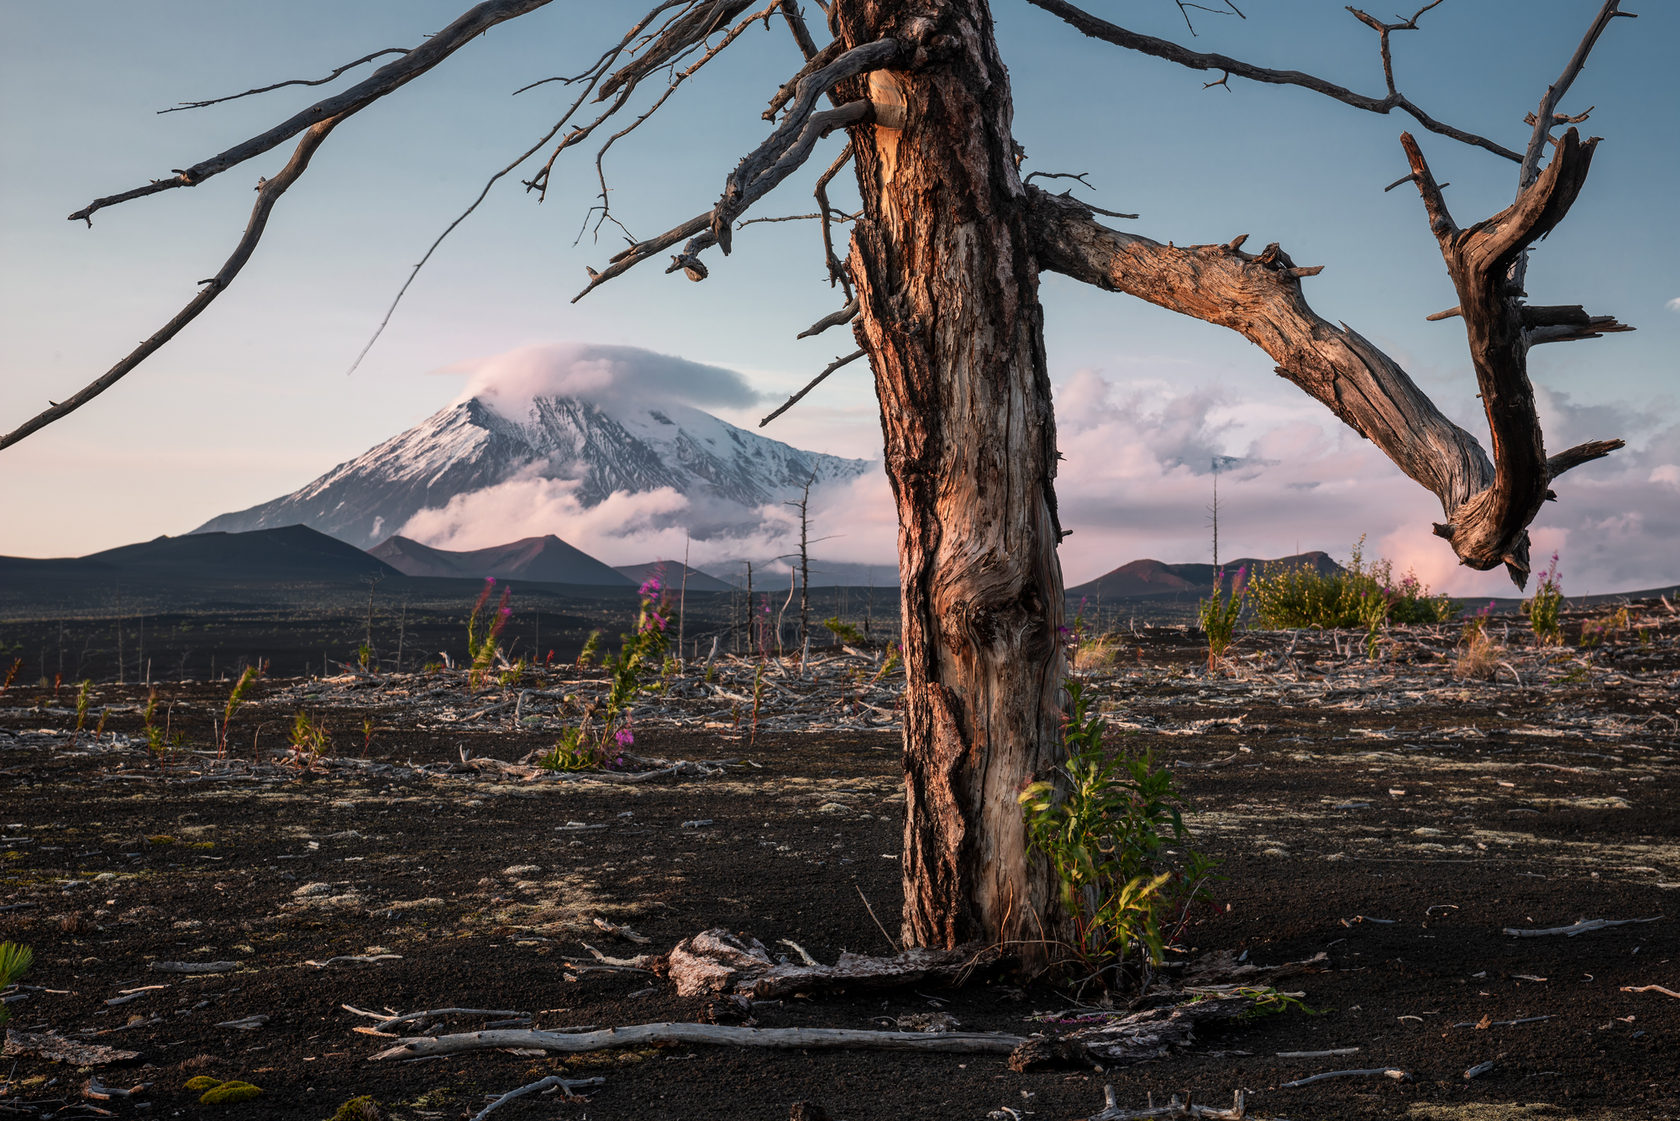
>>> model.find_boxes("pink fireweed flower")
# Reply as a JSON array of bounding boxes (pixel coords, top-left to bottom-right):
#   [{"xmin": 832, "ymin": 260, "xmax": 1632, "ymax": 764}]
[
  {"xmin": 639, "ymin": 576, "xmax": 662, "ymax": 597},
  {"xmin": 614, "ymin": 728, "xmax": 634, "ymax": 747},
  {"xmin": 647, "ymin": 610, "xmax": 668, "ymax": 631}
]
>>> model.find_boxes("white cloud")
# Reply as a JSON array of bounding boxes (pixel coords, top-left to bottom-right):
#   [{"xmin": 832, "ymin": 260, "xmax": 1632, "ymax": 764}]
[
  {"xmin": 396, "ymin": 463, "xmax": 898, "ymax": 573},
  {"xmin": 406, "ymin": 355, "xmax": 1676, "ymax": 597},
  {"xmin": 1667, "ymin": 297, "xmax": 1680, "ymax": 312},
  {"xmin": 445, "ymin": 342, "xmax": 762, "ymax": 421},
  {"xmin": 1051, "ymin": 370, "xmax": 1679, "ymax": 597}
]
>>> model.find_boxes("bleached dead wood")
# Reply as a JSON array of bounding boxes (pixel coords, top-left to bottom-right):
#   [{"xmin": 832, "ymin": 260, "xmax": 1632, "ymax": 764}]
[
  {"xmin": 1080, "ymin": 1086, "xmax": 1249, "ymax": 1121},
  {"xmin": 469, "ymin": 1073, "xmax": 605, "ymax": 1121},
  {"xmin": 1278, "ymin": 1067, "xmax": 1409, "ymax": 1089},
  {"xmin": 369, "ymin": 1021, "xmax": 1028, "ymax": 1061},
  {"xmin": 663, "ymin": 928, "xmax": 977, "ymax": 998},
  {"xmin": 1503, "ymin": 916, "xmax": 1661, "ymax": 937}
]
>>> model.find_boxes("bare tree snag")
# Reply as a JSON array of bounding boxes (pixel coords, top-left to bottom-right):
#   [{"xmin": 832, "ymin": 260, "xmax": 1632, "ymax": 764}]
[
  {"xmin": 1398, "ymin": 127, "xmax": 1629, "ymax": 582},
  {"xmin": 1027, "ymin": 126, "xmax": 1630, "ymax": 589},
  {"xmin": 833, "ymin": 1, "xmax": 1069, "ymax": 959}
]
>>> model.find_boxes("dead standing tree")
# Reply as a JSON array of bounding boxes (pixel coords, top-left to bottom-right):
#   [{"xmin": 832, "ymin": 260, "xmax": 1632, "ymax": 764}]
[{"xmin": 0, "ymin": 1, "xmax": 1637, "ymax": 965}]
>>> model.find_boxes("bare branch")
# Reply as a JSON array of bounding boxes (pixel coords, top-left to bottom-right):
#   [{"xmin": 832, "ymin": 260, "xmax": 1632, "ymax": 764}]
[
  {"xmin": 760, "ymin": 349, "xmax": 867, "ymax": 427},
  {"xmin": 579, "ymin": 0, "xmax": 785, "ymax": 240},
  {"xmin": 776, "ymin": 0, "xmax": 822, "ymax": 61},
  {"xmin": 1520, "ymin": 1, "xmax": 1630, "ymax": 189},
  {"xmin": 1020, "ymin": 0, "xmax": 1521, "ymax": 162},
  {"xmin": 797, "ymin": 297, "xmax": 859, "ymax": 338},
  {"xmin": 4, "ymin": 116, "xmax": 345, "ymax": 450},
  {"xmin": 1396, "ymin": 127, "xmax": 1619, "ymax": 583},
  {"xmin": 1521, "ymin": 303, "xmax": 1633, "ymax": 346},
  {"xmin": 1027, "ymin": 185, "xmax": 1502, "ymax": 560},
  {"xmin": 351, "ymin": 5, "xmax": 678, "ymax": 372},
  {"xmin": 814, "ymin": 141, "xmax": 856, "ymax": 294},
  {"xmin": 575, "ymin": 38, "xmax": 900, "ymax": 301},
  {"xmin": 767, "ymin": 40, "xmax": 845, "ymax": 119},
  {"xmin": 68, "ymin": 0, "xmax": 557, "ymax": 225},
  {"xmin": 1547, "ymin": 439, "xmax": 1625, "ymax": 481},
  {"xmin": 599, "ymin": 0, "xmax": 753, "ymax": 100},
  {"xmin": 157, "ymin": 48, "xmax": 410, "ymax": 114},
  {"xmin": 711, "ymin": 38, "xmax": 901, "ymax": 253}
]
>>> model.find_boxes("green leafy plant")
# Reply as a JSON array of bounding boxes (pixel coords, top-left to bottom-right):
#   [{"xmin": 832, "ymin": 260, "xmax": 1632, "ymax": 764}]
[
  {"xmin": 1248, "ymin": 537, "xmax": 1456, "ymax": 630},
  {"xmin": 356, "ymin": 643, "xmax": 374, "ymax": 672},
  {"xmin": 0, "ymin": 941, "xmax": 34, "ymax": 1028},
  {"xmin": 1020, "ymin": 682, "xmax": 1216, "ymax": 989},
  {"xmin": 141, "ymin": 690, "xmax": 183, "ymax": 768},
  {"xmin": 72, "ymin": 678, "xmax": 93, "ymax": 742},
  {"xmin": 823, "ymin": 616, "xmax": 865, "ymax": 646},
  {"xmin": 576, "ymin": 629, "xmax": 603, "ymax": 668},
  {"xmin": 287, "ymin": 711, "xmax": 330, "ymax": 770},
  {"xmin": 466, "ymin": 578, "xmax": 512, "ymax": 687},
  {"xmin": 538, "ymin": 577, "xmax": 668, "ymax": 771},
  {"xmin": 216, "ymin": 664, "xmax": 261, "ymax": 759},
  {"xmin": 872, "ymin": 642, "xmax": 903, "ymax": 683},
  {"xmin": 1196, "ymin": 566, "xmax": 1246, "ymax": 668},
  {"xmin": 498, "ymin": 657, "xmax": 527, "ymax": 689},
  {"xmin": 1522, "ymin": 553, "xmax": 1565, "ymax": 645}
]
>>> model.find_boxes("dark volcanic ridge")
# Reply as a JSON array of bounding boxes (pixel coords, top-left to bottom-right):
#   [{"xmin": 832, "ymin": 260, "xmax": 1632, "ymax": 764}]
[
  {"xmin": 1069, "ymin": 551, "xmax": 1342, "ymax": 600},
  {"xmin": 370, "ymin": 533, "xmax": 631, "ymax": 587}
]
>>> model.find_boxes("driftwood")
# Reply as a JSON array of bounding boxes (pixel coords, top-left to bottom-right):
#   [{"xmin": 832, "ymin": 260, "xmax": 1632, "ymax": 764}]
[
  {"xmin": 663, "ymin": 928, "xmax": 979, "ymax": 998},
  {"xmin": 369, "ymin": 1021, "xmax": 1028, "ymax": 1062},
  {"xmin": 1080, "ymin": 1087, "xmax": 1249, "ymax": 1121},
  {"xmin": 1503, "ymin": 916, "xmax": 1661, "ymax": 937}
]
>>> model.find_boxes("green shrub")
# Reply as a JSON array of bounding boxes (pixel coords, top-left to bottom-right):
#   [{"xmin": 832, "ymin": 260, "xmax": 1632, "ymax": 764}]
[
  {"xmin": 822, "ymin": 616, "xmax": 865, "ymax": 645},
  {"xmin": 539, "ymin": 577, "xmax": 668, "ymax": 771},
  {"xmin": 288, "ymin": 711, "xmax": 330, "ymax": 768},
  {"xmin": 1248, "ymin": 537, "xmax": 1455, "ymax": 630},
  {"xmin": 1196, "ymin": 567, "xmax": 1247, "ymax": 667},
  {"xmin": 1020, "ymin": 682, "xmax": 1215, "ymax": 989},
  {"xmin": 0, "ymin": 941, "xmax": 34, "ymax": 1027}
]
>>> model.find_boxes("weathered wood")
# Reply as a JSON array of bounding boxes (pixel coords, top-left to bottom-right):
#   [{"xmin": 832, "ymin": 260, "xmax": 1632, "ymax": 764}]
[
  {"xmin": 835, "ymin": 0, "xmax": 1070, "ymax": 963},
  {"xmin": 662, "ymin": 927, "xmax": 981, "ymax": 998},
  {"xmin": 368, "ymin": 1021, "xmax": 1028, "ymax": 1061}
]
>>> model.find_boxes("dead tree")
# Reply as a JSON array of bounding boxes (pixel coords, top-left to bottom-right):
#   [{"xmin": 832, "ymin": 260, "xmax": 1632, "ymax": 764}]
[{"xmin": 0, "ymin": 1, "xmax": 1637, "ymax": 965}]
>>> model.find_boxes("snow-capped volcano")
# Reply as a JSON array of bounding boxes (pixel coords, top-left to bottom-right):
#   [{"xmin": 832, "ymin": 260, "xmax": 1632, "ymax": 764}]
[{"xmin": 193, "ymin": 393, "xmax": 874, "ymax": 550}]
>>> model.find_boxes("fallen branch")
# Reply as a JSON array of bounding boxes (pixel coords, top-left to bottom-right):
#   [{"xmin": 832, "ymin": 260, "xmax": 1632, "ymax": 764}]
[
  {"xmin": 1278, "ymin": 1068, "xmax": 1409, "ymax": 1089},
  {"xmin": 1082, "ymin": 1087, "xmax": 1248, "ymax": 1121},
  {"xmin": 370, "ymin": 1021, "xmax": 1027, "ymax": 1061},
  {"xmin": 1503, "ymin": 916, "xmax": 1661, "ymax": 937},
  {"xmin": 1620, "ymin": 984, "xmax": 1680, "ymax": 1000},
  {"xmin": 470, "ymin": 1074, "xmax": 605, "ymax": 1121}
]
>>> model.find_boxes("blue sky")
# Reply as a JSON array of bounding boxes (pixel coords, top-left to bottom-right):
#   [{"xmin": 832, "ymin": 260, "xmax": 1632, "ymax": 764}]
[{"xmin": 2, "ymin": 1, "xmax": 1675, "ymax": 593}]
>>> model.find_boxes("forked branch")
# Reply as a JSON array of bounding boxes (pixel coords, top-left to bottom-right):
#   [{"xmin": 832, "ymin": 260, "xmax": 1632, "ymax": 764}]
[
  {"xmin": 574, "ymin": 38, "xmax": 902, "ymax": 301},
  {"xmin": 2, "ymin": 117, "xmax": 346, "ymax": 450},
  {"xmin": 68, "ymin": 0, "xmax": 556, "ymax": 225},
  {"xmin": 1021, "ymin": 0, "xmax": 1520, "ymax": 161}
]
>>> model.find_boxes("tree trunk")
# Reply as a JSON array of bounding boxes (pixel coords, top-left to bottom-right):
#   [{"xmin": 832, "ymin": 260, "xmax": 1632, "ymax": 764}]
[{"xmin": 835, "ymin": 0, "xmax": 1069, "ymax": 961}]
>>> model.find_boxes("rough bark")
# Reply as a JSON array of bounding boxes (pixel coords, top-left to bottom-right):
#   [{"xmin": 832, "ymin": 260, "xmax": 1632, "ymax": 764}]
[
  {"xmin": 833, "ymin": 0, "xmax": 1069, "ymax": 961},
  {"xmin": 1027, "ymin": 151, "xmax": 1627, "ymax": 588}
]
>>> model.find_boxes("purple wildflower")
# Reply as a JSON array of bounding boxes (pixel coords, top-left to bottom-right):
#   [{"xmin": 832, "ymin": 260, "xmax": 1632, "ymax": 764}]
[{"xmin": 614, "ymin": 728, "xmax": 634, "ymax": 747}]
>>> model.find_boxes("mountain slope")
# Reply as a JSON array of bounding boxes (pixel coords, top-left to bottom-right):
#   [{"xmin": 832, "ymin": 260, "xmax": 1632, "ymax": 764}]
[
  {"xmin": 1067, "ymin": 551, "xmax": 1342, "ymax": 599},
  {"xmin": 194, "ymin": 395, "xmax": 873, "ymax": 549},
  {"xmin": 369, "ymin": 534, "xmax": 632, "ymax": 586}
]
